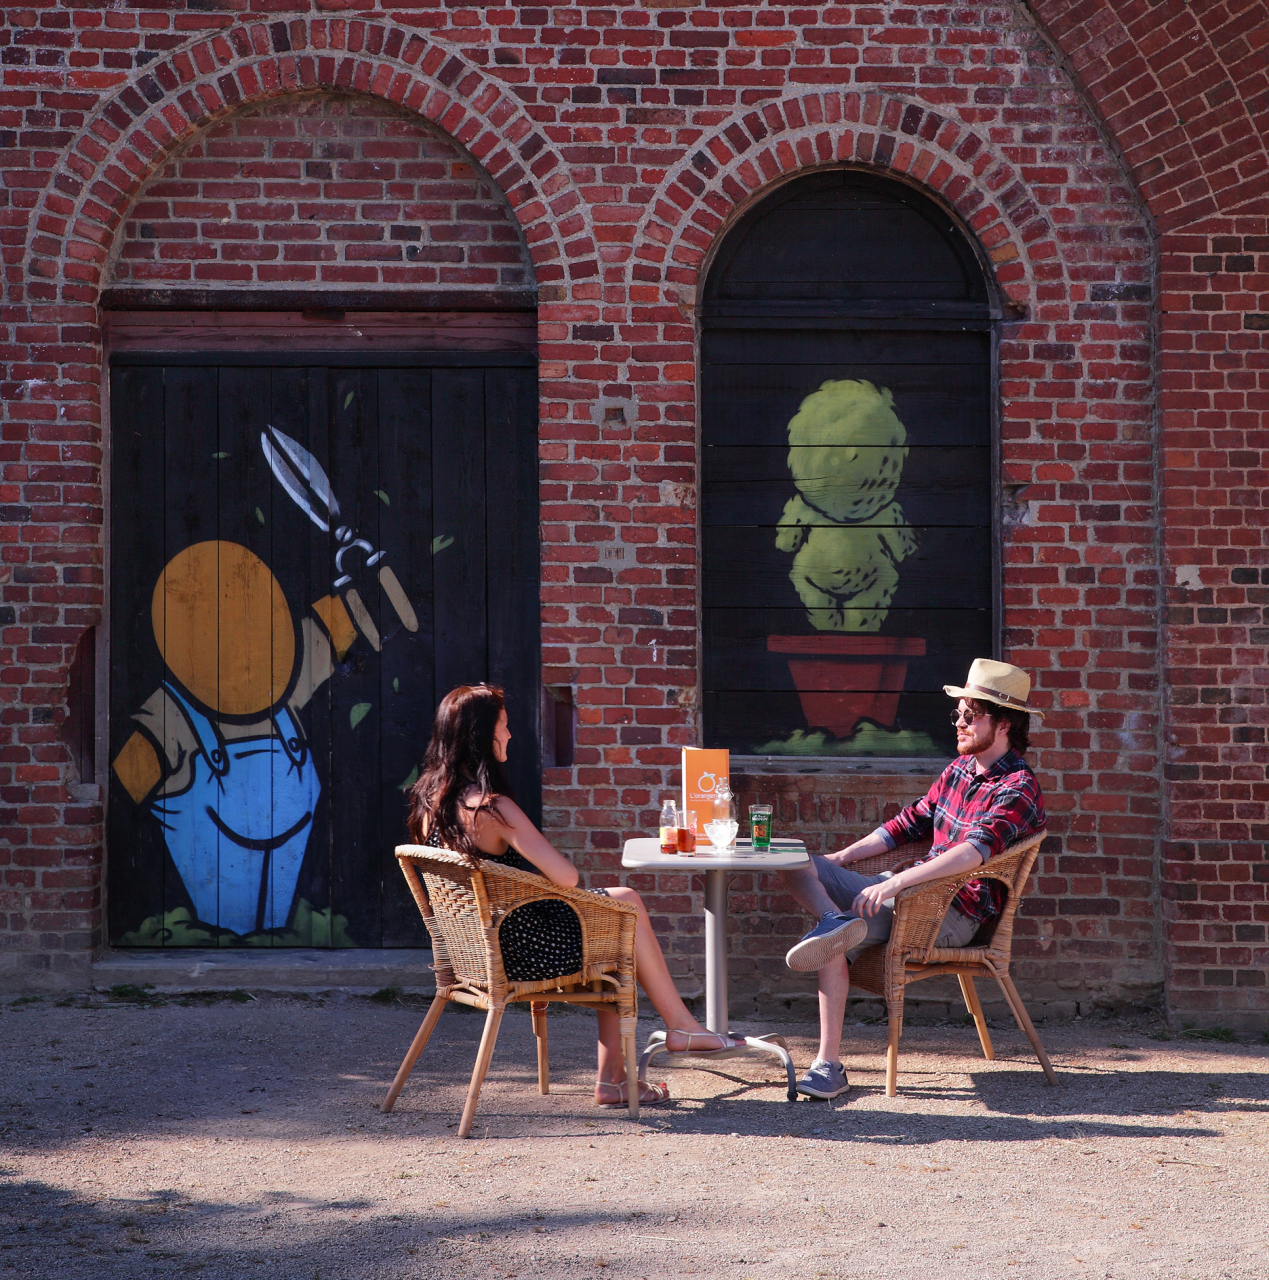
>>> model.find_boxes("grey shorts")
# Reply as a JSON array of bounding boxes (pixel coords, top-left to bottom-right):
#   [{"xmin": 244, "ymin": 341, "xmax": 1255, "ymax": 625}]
[{"xmin": 813, "ymin": 857, "xmax": 981, "ymax": 962}]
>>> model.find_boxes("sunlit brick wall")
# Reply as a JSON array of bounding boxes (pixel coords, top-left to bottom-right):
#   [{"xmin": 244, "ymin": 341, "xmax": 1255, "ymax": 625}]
[
  {"xmin": 108, "ymin": 93, "xmax": 531, "ymax": 292},
  {"xmin": 0, "ymin": 0, "xmax": 1265, "ymax": 1025}
]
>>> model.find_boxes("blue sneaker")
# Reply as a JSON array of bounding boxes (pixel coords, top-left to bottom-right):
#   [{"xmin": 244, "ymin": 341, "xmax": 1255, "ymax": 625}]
[
  {"xmin": 797, "ymin": 1059, "xmax": 850, "ymax": 1100},
  {"xmin": 785, "ymin": 912, "xmax": 868, "ymax": 972}
]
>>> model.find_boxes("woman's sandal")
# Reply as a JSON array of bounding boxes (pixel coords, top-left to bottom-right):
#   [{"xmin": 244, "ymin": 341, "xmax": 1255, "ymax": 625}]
[
  {"xmin": 664, "ymin": 1028, "xmax": 746, "ymax": 1055},
  {"xmin": 594, "ymin": 1080, "xmax": 671, "ymax": 1108}
]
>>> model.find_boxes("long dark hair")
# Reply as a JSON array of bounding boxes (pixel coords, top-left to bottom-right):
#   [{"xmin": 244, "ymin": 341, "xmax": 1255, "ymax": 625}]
[{"xmin": 407, "ymin": 684, "xmax": 513, "ymax": 858}]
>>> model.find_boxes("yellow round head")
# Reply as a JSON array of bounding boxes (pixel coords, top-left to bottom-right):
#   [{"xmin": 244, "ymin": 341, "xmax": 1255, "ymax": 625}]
[
  {"xmin": 152, "ymin": 541, "xmax": 296, "ymax": 718},
  {"xmin": 786, "ymin": 379, "xmax": 909, "ymax": 523}
]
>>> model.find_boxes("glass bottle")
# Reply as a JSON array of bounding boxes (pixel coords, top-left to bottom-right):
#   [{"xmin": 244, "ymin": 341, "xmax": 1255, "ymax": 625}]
[{"xmin": 659, "ymin": 798, "xmax": 679, "ymax": 855}]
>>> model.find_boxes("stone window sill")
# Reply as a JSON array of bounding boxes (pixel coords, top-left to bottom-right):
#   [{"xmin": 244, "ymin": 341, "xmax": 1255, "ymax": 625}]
[{"xmin": 729, "ymin": 755, "xmax": 946, "ymax": 778}]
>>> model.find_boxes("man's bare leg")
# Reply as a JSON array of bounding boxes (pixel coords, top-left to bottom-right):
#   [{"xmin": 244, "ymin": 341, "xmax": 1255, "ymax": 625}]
[
  {"xmin": 778, "ymin": 862, "xmax": 839, "ymax": 919},
  {"xmin": 780, "ymin": 862, "xmax": 856, "ymax": 1069},
  {"xmin": 817, "ymin": 954, "xmax": 850, "ymax": 1066}
]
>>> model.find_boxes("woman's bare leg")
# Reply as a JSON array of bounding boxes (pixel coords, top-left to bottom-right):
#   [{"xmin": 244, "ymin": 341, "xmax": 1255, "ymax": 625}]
[
  {"xmin": 595, "ymin": 1007, "xmax": 625, "ymax": 1086},
  {"xmin": 593, "ymin": 887, "xmax": 741, "ymax": 1097},
  {"xmin": 605, "ymin": 886, "xmax": 740, "ymax": 1050}
]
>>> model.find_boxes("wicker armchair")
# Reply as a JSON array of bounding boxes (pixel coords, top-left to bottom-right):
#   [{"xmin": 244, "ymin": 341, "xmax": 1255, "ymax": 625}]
[
  {"xmin": 846, "ymin": 828, "xmax": 1057, "ymax": 1096},
  {"xmin": 381, "ymin": 845, "xmax": 642, "ymax": 1135}
]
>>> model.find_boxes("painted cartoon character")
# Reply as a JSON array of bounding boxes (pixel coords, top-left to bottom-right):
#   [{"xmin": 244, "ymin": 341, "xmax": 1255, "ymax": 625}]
[
  {"xmin": 775, "ymin": 379, "xmax": 918, "ymax": 632},
  {"xmin": 112, "ymin": 429, "xmax": 417, "ymax": 938}
]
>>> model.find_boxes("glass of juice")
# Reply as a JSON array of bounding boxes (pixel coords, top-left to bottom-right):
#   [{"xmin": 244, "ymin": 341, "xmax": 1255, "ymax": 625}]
[
  {"xmin": 749, "ymin": 803, "xmax": 773, "ymax": 850},
  {"xmin": 677, "ymin": 810, "xmax": 697, "ymax": 854}
]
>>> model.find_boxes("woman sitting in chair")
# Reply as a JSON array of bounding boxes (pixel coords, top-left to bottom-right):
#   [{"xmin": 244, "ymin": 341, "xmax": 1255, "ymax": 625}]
[{"xmin": 407, "ymin": 683, "xmax": 743, "ymax": 1107}]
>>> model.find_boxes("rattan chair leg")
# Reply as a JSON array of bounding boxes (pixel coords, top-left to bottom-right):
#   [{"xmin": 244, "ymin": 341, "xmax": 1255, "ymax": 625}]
[
  {"xmin": 958, "ymin": 974, "xmax": 995, "ymax": 1061},
  {"xmin": 381, "ymin": 992, "xmax": 449, "ymax": 1113},
  {"xmin": 885, "ymin": 1015, "xmax": 901, "ymax": 1097},
  {"xmin": 994, "ymin": 972, "xmax": 1057, "ymax": 1085},
  {"xmin": 620, "ymin": 1016, "xmax": 640, "ymax": 1122},
  {"xmin": 458, "ymin": 1005, "xmax": 506, "ymax": 1138},
  {"xmin": 531, "ymin": 1001, "xmax": 549, "ymax": 1095},
  {"xmin": 624, "ymin": 1032, "xmax": 640, "ymax": 1122}
]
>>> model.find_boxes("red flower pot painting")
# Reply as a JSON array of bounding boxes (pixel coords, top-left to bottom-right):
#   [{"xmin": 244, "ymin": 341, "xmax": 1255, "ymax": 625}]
[{"xmin": 767, "ymin": 635, "xmax": 927, "ymax": 739}]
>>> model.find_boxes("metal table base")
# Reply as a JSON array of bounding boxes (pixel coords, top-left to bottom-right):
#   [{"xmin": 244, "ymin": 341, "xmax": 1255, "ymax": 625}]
[
  {"xmin": 639, "ymin": 1029, "xmax": 799, "ymax": 1102},
  {"xmin": 621, "ymin": 840, "xmax": 814, "ymax": 1107}
]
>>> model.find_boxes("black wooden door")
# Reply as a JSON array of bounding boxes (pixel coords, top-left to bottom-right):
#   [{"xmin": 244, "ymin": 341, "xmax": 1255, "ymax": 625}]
[
  {"xmin": 107, "ymin": 353, "xmax": 539, "ymax": 948},
  {"xmin": 701, "ymin": 170, "xmax": 995, "ymax": 759}
]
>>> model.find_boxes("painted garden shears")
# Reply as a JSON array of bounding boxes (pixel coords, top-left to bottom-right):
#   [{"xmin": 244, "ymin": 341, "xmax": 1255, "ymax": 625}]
[{"xmin": 260, "ymin": 425, "xmax": 419, "ymax": 650}]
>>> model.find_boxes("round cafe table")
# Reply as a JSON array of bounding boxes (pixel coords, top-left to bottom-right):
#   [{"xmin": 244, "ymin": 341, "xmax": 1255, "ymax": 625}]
[{"xmin": 621, "ymin": 835, "xmax": 811, "ymax": 1101}]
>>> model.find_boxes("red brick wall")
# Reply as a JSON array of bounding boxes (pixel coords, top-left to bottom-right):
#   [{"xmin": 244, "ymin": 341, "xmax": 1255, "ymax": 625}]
[
  {"xmin": 0, "ymin": 2, "xmax": 1264, "ymax": 1026},
  {"xmin": 1158, "ymin": 216, "xmax": 1269, "ymax": 1019},
  {"xmin": 109, "ymin": 94, "xmax": 531, "ymax": 292},
  {"xmin": 1028, "ymin": 0, "xmax": 1269, "ymax": 1028}
]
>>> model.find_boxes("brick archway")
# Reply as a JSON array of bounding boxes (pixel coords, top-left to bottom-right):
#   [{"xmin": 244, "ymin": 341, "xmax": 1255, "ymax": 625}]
[
  {"xmin": 1030, "ymin": 0, "xmax": 1269, "ymax": 232},
  {"xmin": 19, "ymin": 17, "xmax": 595, "ymax": 304},
  {"xmin": 620, "ymin": 85, "xmax": 1167, "ymax": 1016},
  {"xmin": 633, "ymin": 91, "xmax": 1073, "ymax": 309}
]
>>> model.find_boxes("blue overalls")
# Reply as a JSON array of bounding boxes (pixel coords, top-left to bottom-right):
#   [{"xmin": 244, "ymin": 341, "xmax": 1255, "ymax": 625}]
[{"xmin": 151, "ymin": 684, "xmax": 318, "ymax": 936}]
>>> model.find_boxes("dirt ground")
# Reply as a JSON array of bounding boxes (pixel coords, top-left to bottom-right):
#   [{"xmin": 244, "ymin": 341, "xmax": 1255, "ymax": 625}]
[{"xmin": 1, "ymin": 991, "xmax": 1266, "ymax": 1280}]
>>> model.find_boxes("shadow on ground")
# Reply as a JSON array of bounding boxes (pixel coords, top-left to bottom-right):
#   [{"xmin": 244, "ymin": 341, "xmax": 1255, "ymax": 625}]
[{"xmin": 2, "ymin": 998, "xmax": 1267, "ymax": 1279}]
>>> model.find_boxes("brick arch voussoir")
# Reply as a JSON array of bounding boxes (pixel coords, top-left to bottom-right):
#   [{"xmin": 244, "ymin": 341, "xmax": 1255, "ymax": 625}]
[
  {"xmin": 23, "ymin": 18, "xmax": 590, "ymax": 302},
  {"xmin": 635, "ymin": 91, "xmax": 1058, "ymax": 310}
]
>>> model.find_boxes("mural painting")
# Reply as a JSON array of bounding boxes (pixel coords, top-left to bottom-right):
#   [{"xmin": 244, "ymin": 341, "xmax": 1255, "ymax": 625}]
[
  {"xmin": 108, "ymin": 359, "xmax": 540, "ymax": 947},
  {"xmin": 112, "ymin": 427, "xmax": 418, "ymax": 941},
  {"xmin": 700, "ymin": 170, "xmax": 995, "ymax": 757},
  {"xmin": 767, "ymin": 379, "xmax": 930, "ymax": 753}
]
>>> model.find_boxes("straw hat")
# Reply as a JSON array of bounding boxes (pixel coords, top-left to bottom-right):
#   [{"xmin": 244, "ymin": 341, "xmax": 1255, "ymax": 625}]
[{"xmin": 943, "ymin": 658, "xmax": 1044, "ymax": 720}]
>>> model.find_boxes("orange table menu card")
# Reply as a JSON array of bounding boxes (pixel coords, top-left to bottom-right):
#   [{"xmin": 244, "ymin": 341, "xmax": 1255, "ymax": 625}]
[{"xmin": 681, "ymin": 748, "xmax": 730, "ymax": 823}]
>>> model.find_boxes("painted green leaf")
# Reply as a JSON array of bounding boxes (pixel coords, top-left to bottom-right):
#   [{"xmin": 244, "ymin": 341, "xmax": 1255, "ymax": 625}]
[
  {"xmin": 343, "ymin": 390, "xmax": 355, "ymax": 409},
  {"xmin": 212, "ymin": 451, "xmax": 229, "ymax": 459},
  {"xmin": 255, "ymin": 507, "xmax": 265, "ymax": 525},
  {"xmin": 349, "ymin": 702, "xmax": 372, "ymax": 730},
  {"xmin": 398, "ymin": 766, "xmax": 419, "ymax": 792},
  {"xmin": 375, "ymin": 489, "xmax": 390, "ymax": 506},
  {"xmin": 431, "ymin": 534, "xmax": 454, "ymax": 555},
  {"xmin": 392, "ymin": 677, "xmax": 400, "ymax": 693}
]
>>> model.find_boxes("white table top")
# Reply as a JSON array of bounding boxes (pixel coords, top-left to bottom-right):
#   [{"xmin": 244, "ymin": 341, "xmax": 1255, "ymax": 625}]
[{"xmin": 621, "ymin": 836, "xmax": 809, "ymax": 872}]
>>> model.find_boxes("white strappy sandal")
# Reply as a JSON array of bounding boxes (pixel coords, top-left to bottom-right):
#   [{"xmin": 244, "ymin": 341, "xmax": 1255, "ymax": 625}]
[
  {"xmin": 594, "ymin": 1079, "xmax": 671, "ymax": 1108},
  {"xmin": 664, "ymin": 1028, "xmax": 745, "ymax": 1055}
]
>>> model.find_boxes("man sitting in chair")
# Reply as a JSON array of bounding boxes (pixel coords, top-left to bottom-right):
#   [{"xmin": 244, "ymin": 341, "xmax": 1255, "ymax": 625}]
[{"xmin": 777, "ymin": 659, "xmax": 1046, "ymax": 1100}]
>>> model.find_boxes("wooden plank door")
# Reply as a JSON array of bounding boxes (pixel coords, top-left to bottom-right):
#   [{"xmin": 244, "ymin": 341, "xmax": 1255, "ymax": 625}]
[
  {"xmin": 108, "ymin": 354, "xmax": 539, "ymax": 948},
  {"xmin": 701, "ymin": 169, "xmax": 996, "ymax": 760},
  {"xmin": 701, "ymin": 326, "xmax": 992, "ymax": 758}
]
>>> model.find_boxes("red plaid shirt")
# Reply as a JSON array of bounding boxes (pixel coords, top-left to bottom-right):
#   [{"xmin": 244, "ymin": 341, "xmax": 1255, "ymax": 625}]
[{"xmin": 880, "ymin": 749, "xmax": 1045, "ymax": 922}]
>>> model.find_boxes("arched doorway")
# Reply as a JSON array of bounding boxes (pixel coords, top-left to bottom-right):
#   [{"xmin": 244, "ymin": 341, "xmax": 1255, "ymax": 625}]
[
  {"xmin": 700, "ymin": 169, "xmax": 997, "ymax": 759},
  {"xmin": 105, "ymin": 95, "xmax": 539, "ymax": 949}
]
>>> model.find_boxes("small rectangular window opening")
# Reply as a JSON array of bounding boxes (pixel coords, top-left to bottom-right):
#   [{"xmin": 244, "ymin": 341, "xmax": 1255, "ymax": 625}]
[{"xmin": 542, "ymin": 685, "xmax": 575, "ymax": 768}]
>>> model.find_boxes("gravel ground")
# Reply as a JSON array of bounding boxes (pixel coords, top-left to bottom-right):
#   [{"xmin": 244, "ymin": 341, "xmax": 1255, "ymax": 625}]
[{"xmin": 1, "ymin": 992, "xmax": 1266, "ymax": 1280}]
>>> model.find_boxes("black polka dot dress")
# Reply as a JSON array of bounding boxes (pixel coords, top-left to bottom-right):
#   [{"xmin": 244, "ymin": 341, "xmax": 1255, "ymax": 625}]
[{"xmin": 486, "ymin": 847, "xmax": 609, "ymax": 982}]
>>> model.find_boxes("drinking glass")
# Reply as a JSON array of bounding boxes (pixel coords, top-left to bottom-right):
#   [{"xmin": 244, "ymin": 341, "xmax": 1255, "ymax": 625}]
[
  {"xmin": 677, "ymin": 810, "xmax": 698, "ymax": 854},
  {"xmin": 749, "ymin": 803, "xmax": 773, "ymax": 850},
  {"xmin": 704, "ymin": 818, "xmax": 738, "ymax": 851}
]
